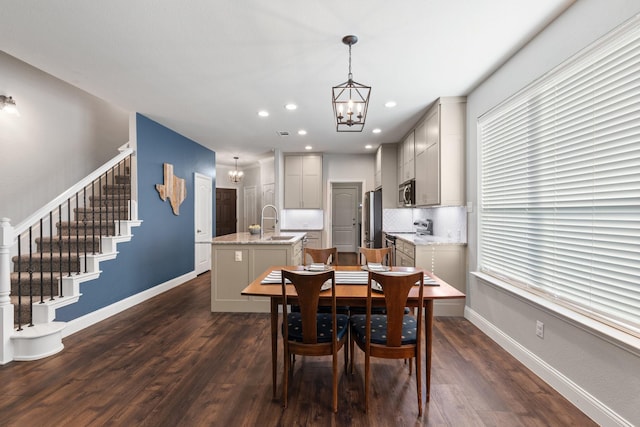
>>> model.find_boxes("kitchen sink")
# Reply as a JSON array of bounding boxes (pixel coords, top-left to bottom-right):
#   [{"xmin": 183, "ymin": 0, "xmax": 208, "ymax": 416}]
[{"xmin": 266, "ymin": 235, "xmax": 295, "ymax": 241}]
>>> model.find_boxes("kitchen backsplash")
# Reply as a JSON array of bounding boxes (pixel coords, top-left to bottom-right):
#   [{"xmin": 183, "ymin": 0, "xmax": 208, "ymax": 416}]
[
  {"xmin": 280, "ymin": 209, "xmax": 324, "ymax": 230},
  {"xmin": 383, "ymin": 206, "xmax": 467, "ymax": 243}
]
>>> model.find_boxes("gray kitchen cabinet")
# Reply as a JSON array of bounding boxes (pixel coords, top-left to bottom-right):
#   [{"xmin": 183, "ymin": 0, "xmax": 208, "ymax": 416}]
[
  {"xmin": 284, "ymin": 154, "xmax": 322, "ymax": 208},
  {"xmin": 416, "ymin": 244, "xmax": 466, "ymax": 316},
  {"xmin": 396, "ymin": 239, "xmax": 415, "ymax": 267},
  {"xmin": 400, "ymin": 130, "xmax": 415, "ymax": 183},
  {"xmin": 375, "ymin": 143, "xmax": 398, "ymax": 208},
  {"xmin": 415, "ymin": 97, "xmax": 466, "ymax": 206},
  {"xmin": 393, "ymin": 236, "xmax": 467, "ymax": 316}
]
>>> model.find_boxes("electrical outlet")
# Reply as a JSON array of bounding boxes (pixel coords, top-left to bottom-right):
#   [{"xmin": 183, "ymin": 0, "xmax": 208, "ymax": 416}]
[
  {"xmin": 235, "ymin": 251, "xmax": 242, "ymax": 262},
  {"xmin": 536, "ymin": 320, "xmax": 544, "ymax": 338}
]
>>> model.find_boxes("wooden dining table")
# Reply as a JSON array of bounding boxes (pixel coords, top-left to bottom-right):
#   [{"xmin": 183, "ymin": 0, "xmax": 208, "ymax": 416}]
[{"xmin": 240, "ymin": 265, "xmax": 466, "ymax": 402}]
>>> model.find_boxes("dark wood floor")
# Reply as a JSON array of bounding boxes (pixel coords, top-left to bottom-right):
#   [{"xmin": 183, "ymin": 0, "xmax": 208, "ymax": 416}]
[{"xmin": 0, "ymin": 271, "xmax": 596, "ymax": 426}]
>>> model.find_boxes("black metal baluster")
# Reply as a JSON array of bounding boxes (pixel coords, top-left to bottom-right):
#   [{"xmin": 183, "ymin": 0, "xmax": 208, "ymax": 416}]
[
  {"xmin": 83, "ymin": 186, "xmax": 87, "ymax": 272},
  {"xmin": 75, "ymin": 193, "xmax": 79, "ymax": 275},
  {"xmin": 110, "ymin": 165, "xmax": 115, "ymax": 237},
  {"xmin": 91, "ymin": 178, "xmax": 96, "ymax": 254},
  {"xmin": 39, "ymin": 218, "xmax": 44, "ymax": 304},
  {"xmin": 17, "ymin": 239, "xmax": 22, "ymax": 331},
  {"xmin": 129, "ymin": 155, "xmax": 132, "ymax": 221},
  {"xmin": 58, "ymin": 203, "xmax": 63, "ymax": 297},
  {"xmin": 28, "ymin": 227, "xmax": 34, "ymax": 327},
  {"xmin": 118, "ymin": 160, "xmax": 122, "ymax": 236},
  {"xmin": 49, "ymin": 212, "xmax": 54, "ymax": 301},
  {"xmin": 67, "ymin": 197, "xmax": 72, "ymax": 277},
  {"xmin": 99, "ymin": 174, "xmax": 103, "ymax": 249}
]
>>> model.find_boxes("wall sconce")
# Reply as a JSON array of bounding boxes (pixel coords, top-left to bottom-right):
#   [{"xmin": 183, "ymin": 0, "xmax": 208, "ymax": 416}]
[{"xmin": 0, "ymin": 95, "xmax": 20, "ymax": 116}]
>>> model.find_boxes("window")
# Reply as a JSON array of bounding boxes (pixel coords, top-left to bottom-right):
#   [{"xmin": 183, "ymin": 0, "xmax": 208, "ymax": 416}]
[{"xmin": 478, "ymin": 16, "xmax": 640, "ymax": 337}]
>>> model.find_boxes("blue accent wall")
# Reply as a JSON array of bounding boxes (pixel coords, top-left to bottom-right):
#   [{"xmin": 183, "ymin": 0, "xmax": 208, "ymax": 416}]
[{"xmin": 57, "ymin": 114, "xmax": 216, "ymax": 320}]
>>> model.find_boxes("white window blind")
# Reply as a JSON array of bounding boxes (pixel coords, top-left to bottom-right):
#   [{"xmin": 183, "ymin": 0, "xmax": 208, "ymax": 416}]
[{"xmin": 479, "ymin": 16, "xmax": 640, "ymax": 337}]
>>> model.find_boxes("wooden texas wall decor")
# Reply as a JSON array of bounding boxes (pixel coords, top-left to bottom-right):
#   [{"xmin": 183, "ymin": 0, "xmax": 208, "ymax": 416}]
[{"xmin": 155, "ymin": 163, "xmax": 186, "ymax": 215}]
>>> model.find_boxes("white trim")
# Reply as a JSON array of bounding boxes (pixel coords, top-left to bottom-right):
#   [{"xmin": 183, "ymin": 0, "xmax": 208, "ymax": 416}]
[
  {"xmin": 62, "ymin": 271, "xmax": 196, "ymax": 337},
  {"xmin": 472, "ymin": 271, "xmax": 640, "ymax": 355},
  {"xmin": 465, "ymin": 306, "xmax": 634, "ymax": 427}
]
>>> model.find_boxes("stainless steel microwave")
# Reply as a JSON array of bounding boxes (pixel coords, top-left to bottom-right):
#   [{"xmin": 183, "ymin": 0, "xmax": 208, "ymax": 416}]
[{"xmin": 399, "ymin": 180, "xmax": 416, "ymax": 207}]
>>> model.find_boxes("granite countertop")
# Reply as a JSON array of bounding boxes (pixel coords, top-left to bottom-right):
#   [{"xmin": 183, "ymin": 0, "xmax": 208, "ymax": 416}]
[
  {"xmin": 211, "ymin": 231, "xmax": 306, "ymax": 244},
  {"xmin": 387, "ymin": 232, "xmax": 467, "ymax": 246}
]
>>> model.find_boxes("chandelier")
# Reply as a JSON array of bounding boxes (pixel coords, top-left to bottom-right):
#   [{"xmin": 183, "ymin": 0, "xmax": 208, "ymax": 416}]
[
  {"xmin": 332, "ymin": 35, "xmax": 371, "ymax": 132},
  {"xmin": 228, "ymin": 156, "xmax": 244, "ymax": 183}
]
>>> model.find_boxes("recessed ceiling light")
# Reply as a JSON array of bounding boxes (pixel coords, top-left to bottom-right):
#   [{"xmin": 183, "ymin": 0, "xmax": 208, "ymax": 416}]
[
  {"xmin": 385, "ymin": 101, "xmax": 397, "ymax": 108},
  {"xmin": 298, "ymin": 130, "xmax": 307, "ymax": 135},
  {"xmin": 258, "ymin": 110, "xmax": 269, "ymax": 117},
  {"xmin": 305, "ymin": 145, "xmax": 313, "ymax": 150},
  {"xmin": 372, "ymin": 128, "xmax": 381, "ymax": 134},
  {"xmin": 365, "ymin": 144, "xmax": 373, "ymax": 150},
  {"xmin": 285, "ymin": 104, "xmax": 298, "ymax": 110}
]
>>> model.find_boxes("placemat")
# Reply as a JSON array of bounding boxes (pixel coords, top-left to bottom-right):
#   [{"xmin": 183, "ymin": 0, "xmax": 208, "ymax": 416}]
[{"xmin": 261, "ymin": 270, "xmax": 439, "ymax": 286}]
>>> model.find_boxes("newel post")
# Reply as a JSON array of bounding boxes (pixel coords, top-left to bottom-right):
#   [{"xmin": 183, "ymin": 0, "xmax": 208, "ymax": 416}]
[{"xmin": 0, "ymin": 218, "xmax": 15, "ymax": 364}]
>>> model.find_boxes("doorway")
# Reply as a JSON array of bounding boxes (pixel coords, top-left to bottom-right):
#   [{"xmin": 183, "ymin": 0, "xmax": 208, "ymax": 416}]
[
  {"xmin": 216, "ymin": 188, "xmax": 237, "ymax": 236},
  {"xmin": 331, "ymin": 182, "xmax": 361, "ymax": 253}
]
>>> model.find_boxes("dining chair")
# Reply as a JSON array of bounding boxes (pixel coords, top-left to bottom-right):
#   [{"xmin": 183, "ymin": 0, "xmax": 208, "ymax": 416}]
[
  {"xmin": 349, "ymin": 270, "xmax": 424, "ymax": 416},
  {"xmin": 281, "ymin": 269, "xmax": 349, "ymax": 413},
  {"xmin": 359, "ymin": 247, "xmax": 393, "ymax": 266},
  {"xmin": 303, "ymin": 247, "xmax": 339, "ymax": 266}
]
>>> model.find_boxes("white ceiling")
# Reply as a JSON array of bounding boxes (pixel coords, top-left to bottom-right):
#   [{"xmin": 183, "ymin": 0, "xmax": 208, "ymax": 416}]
[{"xmin": 1, "ymin": 0, "xmax": 575, "ymax": 166}]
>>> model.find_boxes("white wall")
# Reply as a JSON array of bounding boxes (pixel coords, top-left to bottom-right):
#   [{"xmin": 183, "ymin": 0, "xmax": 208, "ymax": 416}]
[
  {"xmin": 0, "ymin": 52, "xmax": 128, "ymax": 225},
  {"xmin": 466, "ymin": 2, "xmax": 640, "ymax": 425},
  {"xmin": 323, "ymin": 153, "xmax": 375, "ymax": 191}
]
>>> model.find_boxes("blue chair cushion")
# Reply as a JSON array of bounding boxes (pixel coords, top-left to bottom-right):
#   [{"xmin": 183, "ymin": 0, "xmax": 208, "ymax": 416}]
[
  {"xmin": 285, "ymin": 312, "xmax": 349, "ymax": 343},
  {"xmin": 350, "ymin": 306, "xmax": 411, "ymax": 315},
  {"xmin": 350, "ymin": 314, "xmax": 418, "ymax": 345}
]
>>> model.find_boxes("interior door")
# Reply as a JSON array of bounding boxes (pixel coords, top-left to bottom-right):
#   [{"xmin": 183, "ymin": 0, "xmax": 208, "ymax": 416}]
[
  {"xmin": 332, "ymin": 184, "xmax": 358, "ymax": 253},
  {"xmin": 216, "ymin": 188, "xmax": 237, "ymax": 236},
  {"xmin": 195, "ymin": 173, "xmax": 212, "ymax": 275},
  {"xmin": 244, "ymin": 186, "xmax": 257, "ymax": 230}
]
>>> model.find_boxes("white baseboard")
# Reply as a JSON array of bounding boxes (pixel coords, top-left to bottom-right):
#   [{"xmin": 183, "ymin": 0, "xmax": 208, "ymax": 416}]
[
  {"xmin": 62, "ymin": 271, "xmax": 197, "ymax": 337},
  {"xmin": 464, "ymin": 306, "xmax": 633, "ymax": 427}
]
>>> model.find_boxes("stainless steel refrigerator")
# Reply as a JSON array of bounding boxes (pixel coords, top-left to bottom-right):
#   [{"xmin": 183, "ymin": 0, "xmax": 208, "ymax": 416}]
[{"xmin": 363, "ymin": 189, "xmax": 382, "ymax": 248}]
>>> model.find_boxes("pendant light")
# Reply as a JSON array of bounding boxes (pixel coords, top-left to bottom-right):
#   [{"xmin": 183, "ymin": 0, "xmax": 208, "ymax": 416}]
[
  {"xmin": 332, "ymin": 35, "xmax": 371, "ymax": 132},
  {"xmin": 228, "ymin": 156, "xmax": 244, "ymax": 183}
]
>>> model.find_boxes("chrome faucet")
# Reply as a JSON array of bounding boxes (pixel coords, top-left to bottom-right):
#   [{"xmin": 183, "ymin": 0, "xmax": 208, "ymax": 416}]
[{"xmin": 260, "ymin": 204, "xmax": 279, "ymax": 238}]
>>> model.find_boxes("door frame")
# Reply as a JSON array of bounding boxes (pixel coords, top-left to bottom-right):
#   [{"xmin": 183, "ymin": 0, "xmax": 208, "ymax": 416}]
[{"xmin": 327, "ymin": 180, "xmax": 364, "ymax": 249}]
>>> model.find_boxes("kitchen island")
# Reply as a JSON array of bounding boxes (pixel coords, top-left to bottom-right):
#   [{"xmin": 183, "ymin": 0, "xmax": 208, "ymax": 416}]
[{"xmin": 210, "ymin": 231, "xmax": 305, "ymax": 312}]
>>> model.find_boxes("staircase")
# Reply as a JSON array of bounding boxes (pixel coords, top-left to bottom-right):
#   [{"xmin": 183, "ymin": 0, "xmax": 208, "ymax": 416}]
[{"xmin": 2, "ymin": 147, "xmax": 141, "ymax": 362}]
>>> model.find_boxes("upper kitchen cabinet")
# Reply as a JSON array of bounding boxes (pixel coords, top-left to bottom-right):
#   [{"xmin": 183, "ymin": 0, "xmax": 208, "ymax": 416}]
[
  {"xmin": 374, "ymin": 143, "xmax": 398, "ymax": 208},
  {"xmin": 284, "ymin": 154, "xmax": 323, "ymax": 208},
  {"xmin": 415, "ymin": 97, "xmax": 466, "ymax": 206},
  {"xmin": 400, "ymin": 130, "xmax": 415, "ymax": 183}
]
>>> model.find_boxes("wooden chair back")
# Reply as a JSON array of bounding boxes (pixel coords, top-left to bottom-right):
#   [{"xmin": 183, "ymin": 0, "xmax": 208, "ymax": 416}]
[
  {"xmin": 281, "ymin": 269, "xmax": 335, "ymax": 344},
  {"xmin": 303, "ymin": 247, "xmax": 339, "ymax": 266},
  {"xmin": 367, "ymin": 271, "xmax": 424, "ymax": 348},
  {"xmin": 359, "ymin": 247, "xmax": 393, "ymax": 266}
]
